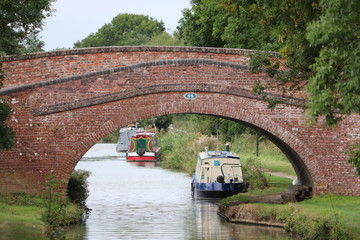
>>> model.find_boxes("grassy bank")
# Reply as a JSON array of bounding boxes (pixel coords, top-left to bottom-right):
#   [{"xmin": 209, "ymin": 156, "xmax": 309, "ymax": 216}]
[
  {"xmin": 230, "ymin": 134, "xmax": 296, "ymax": 176},
  {"xmin": 0, "ymin": 193, "xmax": 83, "ymax": 240},
  {"xmin": 220, "ymin": 194, "xmax": 360, "ymax": 239},
  {"xmin": 219, "ymin": 174, "xmax": 360, "ymax": 239},
  {"xmin": 159, "ymin": 125, "xmax": 295, "ymax": 176},
  {"xmin": 220, "ymin": 174, "xmax": 293, "ymax": 204},
  {"xmin": 0, "ymin": 201, "xmax": 46, "ymax": 240}
]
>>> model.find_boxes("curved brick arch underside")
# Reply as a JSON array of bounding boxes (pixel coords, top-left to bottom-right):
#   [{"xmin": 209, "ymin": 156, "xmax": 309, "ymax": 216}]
[
  {"xmin": 69, "ymin": 99, "xmax": 315, "ymax": 187},
  {"xmin": 0, "ymin": 46, "xmax": 359, "ymax": 196}
]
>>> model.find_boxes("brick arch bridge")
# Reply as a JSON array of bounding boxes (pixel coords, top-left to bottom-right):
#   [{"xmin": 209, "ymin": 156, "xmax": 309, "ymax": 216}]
[{"xmin": 0, "ymin": 46, "xmax": 359, "ymax": 196}]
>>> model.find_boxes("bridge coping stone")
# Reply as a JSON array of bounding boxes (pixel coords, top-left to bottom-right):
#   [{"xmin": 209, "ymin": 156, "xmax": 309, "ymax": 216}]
[{"xmin": 0, "ymin": 46, "xmax": 279, "ymax": 62}]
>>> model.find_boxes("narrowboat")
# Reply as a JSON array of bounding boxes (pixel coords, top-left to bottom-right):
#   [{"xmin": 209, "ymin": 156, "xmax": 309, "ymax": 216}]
[
  {"xmin": 126, "ymin": 131, "xmax": 161, "ymax": 162},
  {"xmin": 191, "ymin": 148, "xmax": 247, "ymax": 198},
  {"xmin": 116, "ymin": 124, "xmax": 144, "ymax": 152}
]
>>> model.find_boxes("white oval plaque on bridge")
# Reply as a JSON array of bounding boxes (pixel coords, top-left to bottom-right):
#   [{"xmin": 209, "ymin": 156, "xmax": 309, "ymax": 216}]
[{"xmin": 184, "ymin": 92, "xmax": 197, "ymax": 100}]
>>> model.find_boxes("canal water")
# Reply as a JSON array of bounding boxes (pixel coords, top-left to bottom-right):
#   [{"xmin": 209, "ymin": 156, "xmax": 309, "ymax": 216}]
[{"xmin": 71, "ymin": 143, "xmax": 293, "ymax": 240}]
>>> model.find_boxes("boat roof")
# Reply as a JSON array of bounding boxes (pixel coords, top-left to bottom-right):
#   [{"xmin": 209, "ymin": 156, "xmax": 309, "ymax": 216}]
[
  {"xmin": 119, "ymin": 125, "xmax": 144, "ymax": 133},
  {"xmin": 132, "ymin": 131, "xmax": 156, "ymax": 137},
  {"xmin": 199, "ymin": 150, "xmax": 239, "ymax": 160}
]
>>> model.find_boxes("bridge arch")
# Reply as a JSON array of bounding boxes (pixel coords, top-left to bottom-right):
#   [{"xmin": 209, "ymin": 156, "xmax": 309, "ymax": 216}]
[
  {"xmin": 66, "ymin": 99, "xmax": 314, "ymax": 188},
  {"xmin": 0, "ymin": 46, "xmax": 358, "ymax": 196}
]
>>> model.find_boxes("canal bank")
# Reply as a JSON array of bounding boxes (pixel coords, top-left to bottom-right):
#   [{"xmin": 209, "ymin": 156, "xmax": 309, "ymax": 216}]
[
  {"xmin": 218, "ymin": 194, "xmax": 360, "ymax": 239},
  {"xmin": 0, "ymin": 193, "xmax": 83, "ymax": 240}
]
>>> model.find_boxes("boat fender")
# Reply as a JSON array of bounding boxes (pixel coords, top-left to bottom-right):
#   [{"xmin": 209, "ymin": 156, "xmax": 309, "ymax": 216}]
[{"xmin": 216, "ymin": 175, "xmax": 224, "ymax": 183}]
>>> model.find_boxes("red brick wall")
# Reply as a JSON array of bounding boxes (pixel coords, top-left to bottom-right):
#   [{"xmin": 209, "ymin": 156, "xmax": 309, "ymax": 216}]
[{"xmin": 0, "ymin": 46, "xmax": 359, "ymax": 196}]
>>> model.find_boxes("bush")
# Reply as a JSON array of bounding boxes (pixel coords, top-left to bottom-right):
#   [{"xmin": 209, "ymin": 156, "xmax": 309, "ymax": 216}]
[
  {"xmin": 67, "ymin": 169, "xmax": 90, "ymax": 208},
  {"xmin": 42, "ymin": 173, "xmax": 88, "ymax": 240},
  {"xmin": 242, "ymin": 157, "xmax": 269, "ymax": 190},
  {"xmin": 42, "ymin": 175, "xmax": 68, "ymax": 240}
]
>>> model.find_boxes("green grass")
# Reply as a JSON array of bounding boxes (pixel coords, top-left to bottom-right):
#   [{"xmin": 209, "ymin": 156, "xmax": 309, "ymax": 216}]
[
  {"xmin": 221, "ymin": 195, "xmax": 360, "ymax": 239},
  {"xmin": 295, "ymin": 195, "xmax": 360, "ymax": 236},
  {"xmin": 0, "ymin": 193, "xmax": 83, "ymax": 240},
  {"xmin": 0, "ymin": 202, "xmax": 46, "ymax": 240},
  {"xmin": 159, "ymin": 130, "xmax": 297, "ymax": 177},
  {"xmin": 230, "ymin": 134, "xmax": 296, "ymax": 176},
  {"xmin": 241, "ymin": 153, "xmax": 296, "ymax": 176},
  {"xmin": 220, "ymin": 174, "xmax": 292, "ymax": 205},
  {"xmin": 220, "ymin": 173, "xmax": 360, "ymax": 238},
  {"xmin": 249, "ymin": 173, "xmax": 292, "ymax": 195},
  {"xmin": 159, "ymin": 131, "xmax": 218, "ymax": 174}
]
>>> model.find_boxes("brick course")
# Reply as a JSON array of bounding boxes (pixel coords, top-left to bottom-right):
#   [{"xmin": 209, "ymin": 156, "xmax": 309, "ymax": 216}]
[{"xmin": 0, "ymin": 46, "xmax": 359, "ymax": 196}]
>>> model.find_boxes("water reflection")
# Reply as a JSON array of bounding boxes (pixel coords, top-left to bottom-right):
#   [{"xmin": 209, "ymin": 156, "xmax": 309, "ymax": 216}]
[
  {"xmin": 72, "ymin": 144, "xmax": 293, "ymax": 240},
  {"xmin": 128, "ymin": 161, "xmax": 160, "ymax": 168}
]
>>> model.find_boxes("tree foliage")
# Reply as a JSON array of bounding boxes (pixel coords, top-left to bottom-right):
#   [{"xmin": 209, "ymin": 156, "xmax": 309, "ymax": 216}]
[
  {"xmin": 348, "ymin": 143, "xmax": 360, "ymax": 176},
  {"xmin": 178, "ymin": 0, "xmax": 281, "ymax": 50},
  {"xmin": 179, "ymin": 0, "xmax": 360, "ymax": 125},
  {"xmin": 74, "ymin": 14, "xmax": 166, "ymax": 48},
  {"xmin": 1, "ymin": 0, "xmax": 53, "ymax": 149},
  {"xmin": 306, "ymin": 0, "xmax": 360, "ymax": 124},
  {"xmin": 0, "ymin": 0, "xmax": 52, "ymax": 55},
  {"xmin": 0, "ymin": 97, "xmax": 14, "ymax": 149},
  {"xmin": 139, "ymin": 115, "xmax": 173, "ymax": 132},
  {"xmin": 20, "ymin": 32, "xmax": 46, "ymax": 54},
  {"xmin": 184, "ymin": 115, "xmax": 248, "ymax": 143},
  {"xmin": 144, "ymin": 32, "xmax": 184, "ymax": 46}
]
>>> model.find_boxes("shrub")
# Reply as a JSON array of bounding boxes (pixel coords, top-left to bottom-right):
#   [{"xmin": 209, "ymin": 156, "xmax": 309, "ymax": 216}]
[
  {"xmin": 242, "ymin": 157, "xmax": 269, "ymax": 190},
  {"xmin": 67, "ymin": 169, "xmax": 90, "ymax": 208},
  {"xmin": 42, "ymin": 175, "xmax": 67, "ymax": 240}
]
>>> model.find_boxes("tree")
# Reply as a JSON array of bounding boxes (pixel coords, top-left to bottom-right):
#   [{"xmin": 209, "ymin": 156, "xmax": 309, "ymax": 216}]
[
  {"xmin": 144, "ymin": 32, "xmax": 184, "ymax": 46},
  {"xmin": 178, "ymin": 0, "xmax": 280, "ymax": 50},
  {"xmin": 0, "ymin": 96, "xmax": 14, "ymax": 149},
  {"xmin": 306, "ymin": 0, "xmax": 360, "ymax": 174},
  {"xmin": 20, "ymin": 32, "xmax": 46, "ymax": 54},
  {"xmin": 74, "ymin": 14, "xmax": 166, "ymax": 48},
  {"xmin": 186, "ymin": 115, "xmax": 247, "ymax": 143},
  {"xmin": 306, "ymin": 0, "xmax": 360, "ymax": 124},
  {"xmin": 178, "ymin": 0, "xmax": 226, "ymax": 47},
  {"xmin": 0, "ymin": 0, "xmax": 53, "ymax": 149},
  {"xmin": 0, "ymin": 0, "xmax": 53, "ymax": 55},
  {"xmin": 139, "ymin": 115, "xmax": 173, "ymax": 132}
]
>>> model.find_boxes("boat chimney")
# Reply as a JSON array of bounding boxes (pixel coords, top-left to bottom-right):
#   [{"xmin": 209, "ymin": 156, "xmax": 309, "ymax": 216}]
[
  {"xmin": 225, "ymin": 142, "xmax": 230, "ymax": 151},
  {"xmin": 204, "ymin": 147, "xmax": 209, "ymax": 155}
]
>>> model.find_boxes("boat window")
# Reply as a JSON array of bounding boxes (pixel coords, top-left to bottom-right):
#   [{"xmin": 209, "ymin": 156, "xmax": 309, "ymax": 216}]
[{"xmin": 214, "ymin": 160, "xmax": 220, "ymax": 166}]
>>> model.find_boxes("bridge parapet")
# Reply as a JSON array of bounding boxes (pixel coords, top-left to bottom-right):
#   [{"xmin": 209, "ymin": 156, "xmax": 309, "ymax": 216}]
[{"xmin": 1, "ymin": 46, "xmax": 278, "ymax": 88}]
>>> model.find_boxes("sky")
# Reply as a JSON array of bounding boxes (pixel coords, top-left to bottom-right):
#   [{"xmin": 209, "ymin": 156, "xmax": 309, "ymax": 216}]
[{"xmin": 39, "ymin": 0, "xmax": 191, "ymax": 51}]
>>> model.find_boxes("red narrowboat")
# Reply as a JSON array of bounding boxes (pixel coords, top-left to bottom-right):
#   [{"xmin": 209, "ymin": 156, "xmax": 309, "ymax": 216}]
[{"xmin": 126, "ymin": 131, "xmax": 161, "ymax": 162}]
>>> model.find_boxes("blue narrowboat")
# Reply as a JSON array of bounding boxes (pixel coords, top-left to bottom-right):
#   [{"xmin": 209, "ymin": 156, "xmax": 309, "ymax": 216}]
[{"xmin": 191, "ymin": 148, "xmax": 247, "ymax": 198}]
